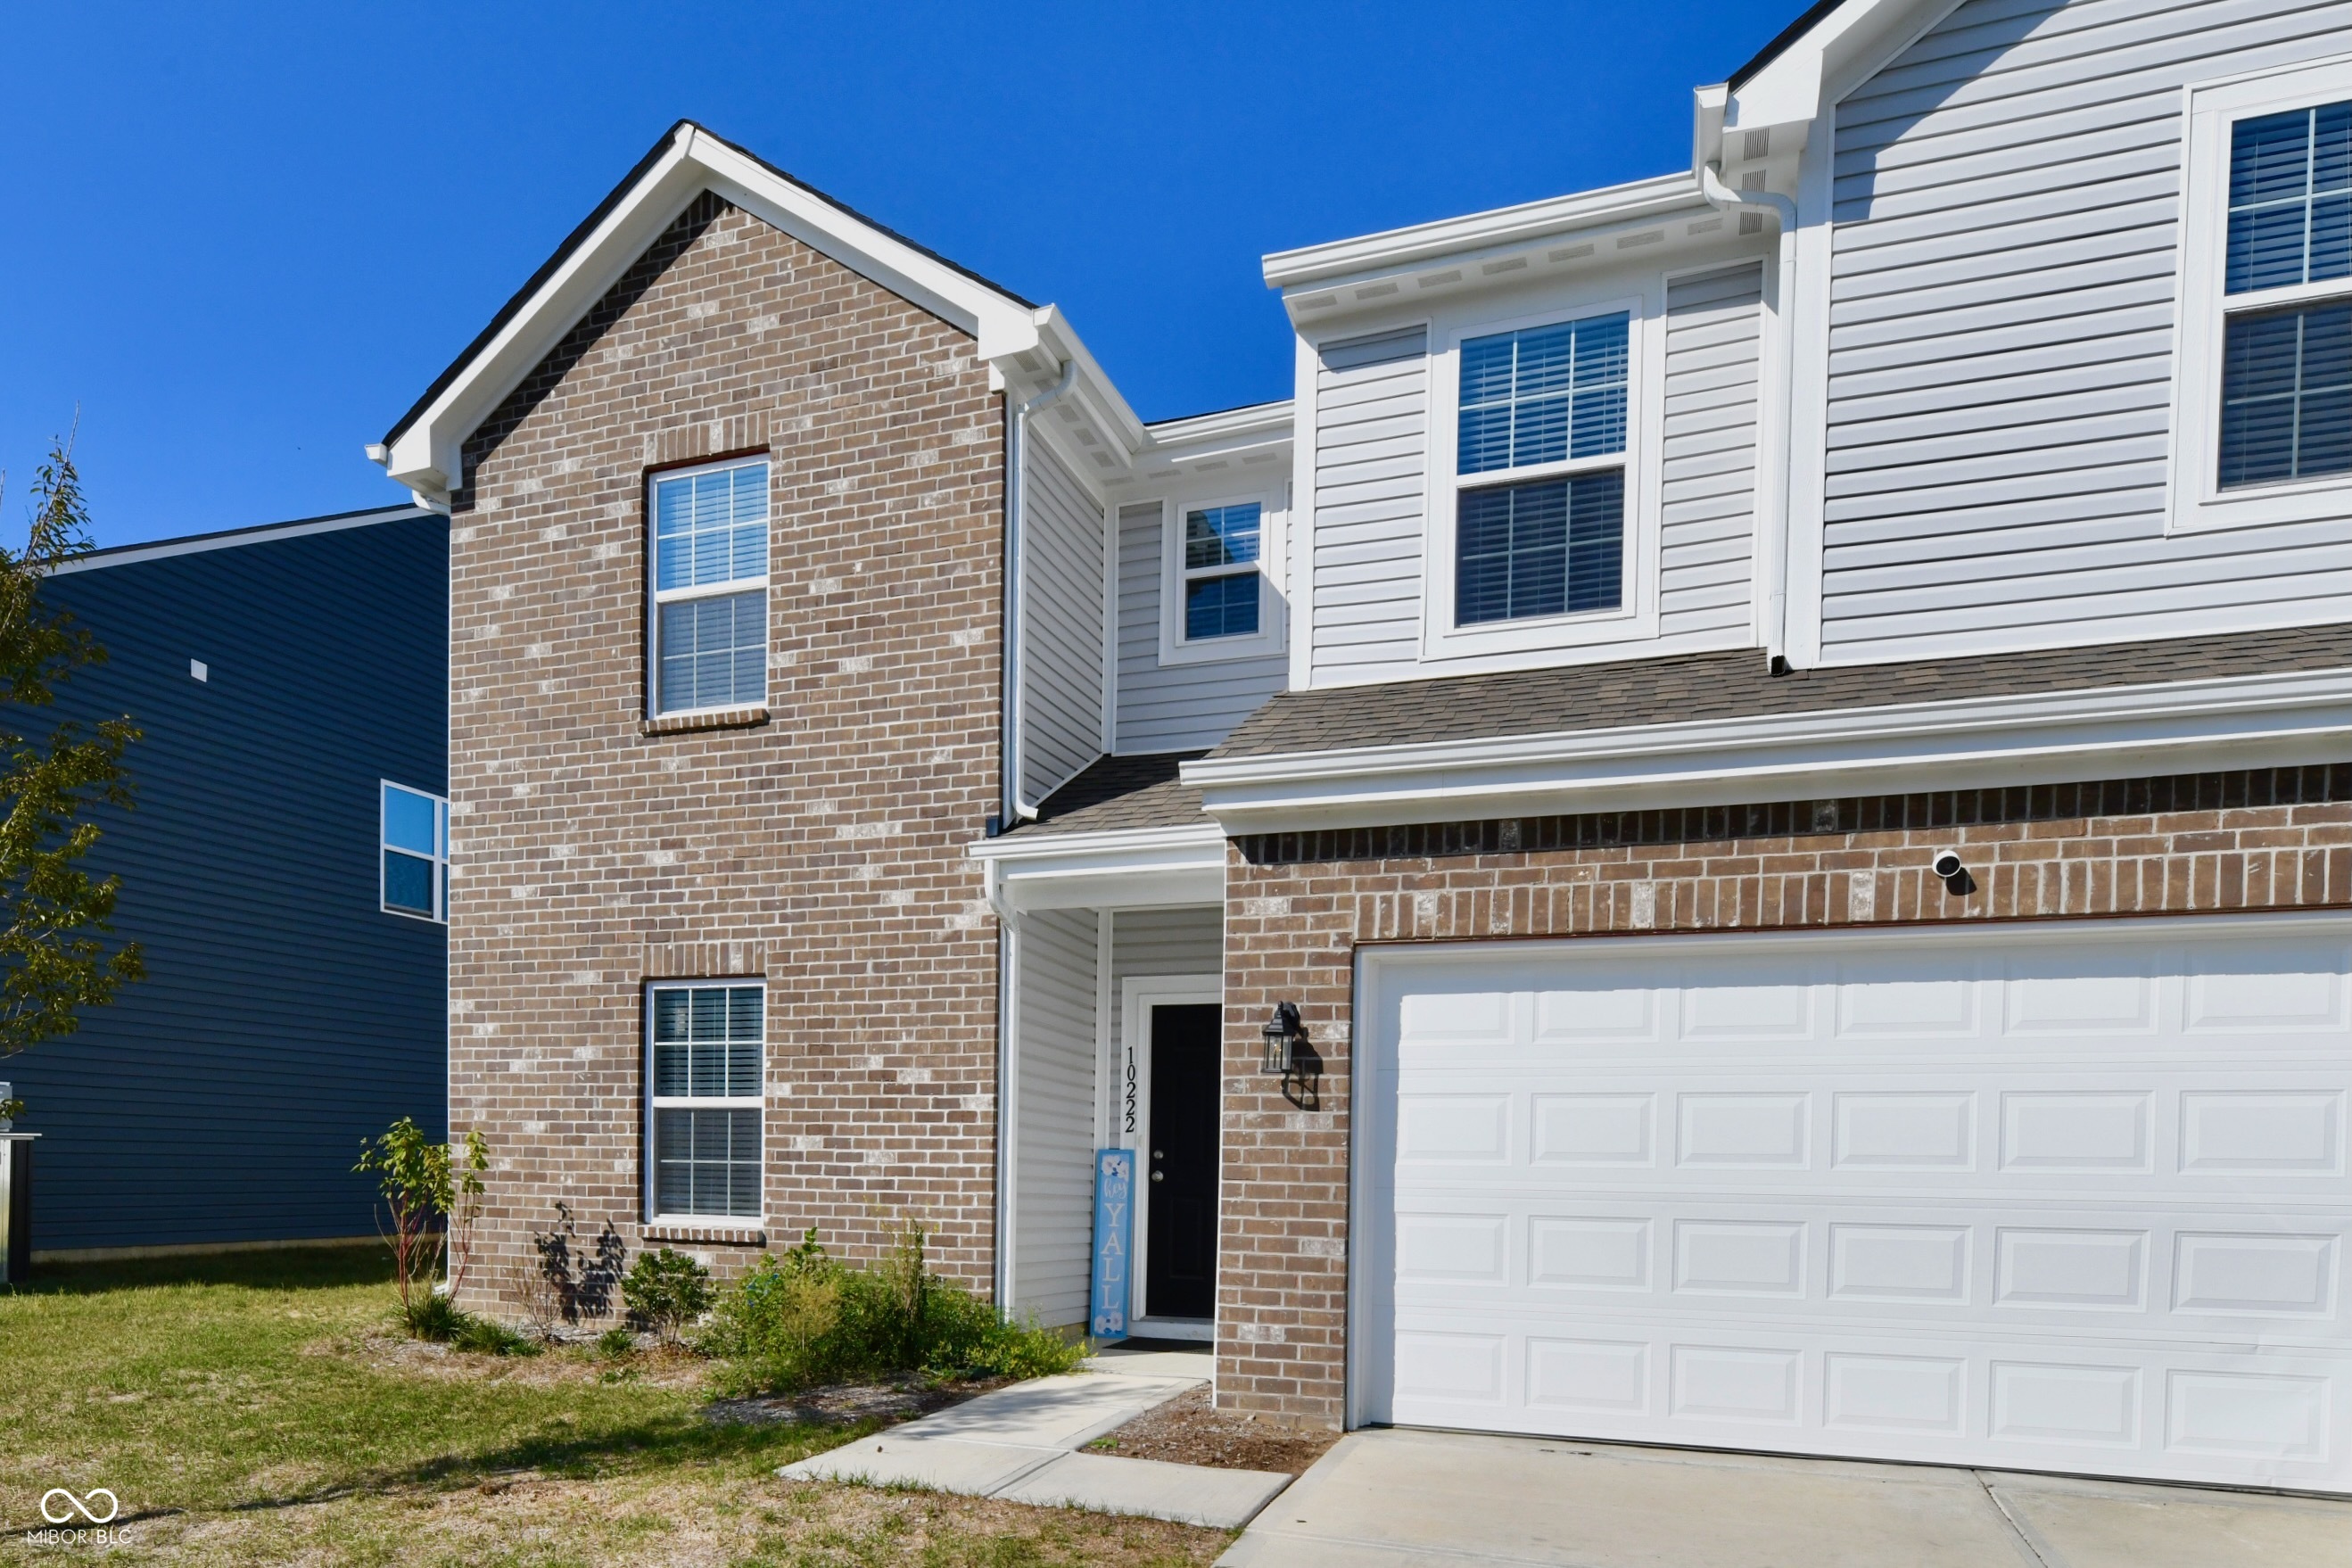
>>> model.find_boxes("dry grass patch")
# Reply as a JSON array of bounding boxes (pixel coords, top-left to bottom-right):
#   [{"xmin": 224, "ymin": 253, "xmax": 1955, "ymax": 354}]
[{"xmin": 0, "ymin": 1248, "xmax": 1225, "ymax": 1566}]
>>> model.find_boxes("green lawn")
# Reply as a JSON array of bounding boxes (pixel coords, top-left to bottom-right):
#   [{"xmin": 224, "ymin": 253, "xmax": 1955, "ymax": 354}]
[{"xmin": 0, "ymin": 1248, "xmax": 1226, "ymax": 1566}]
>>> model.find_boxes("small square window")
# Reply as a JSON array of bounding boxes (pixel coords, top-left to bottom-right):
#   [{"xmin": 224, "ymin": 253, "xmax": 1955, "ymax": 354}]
[{"xmin": 380, "ymin": 781, "xmax": 448, "ymax": 923}]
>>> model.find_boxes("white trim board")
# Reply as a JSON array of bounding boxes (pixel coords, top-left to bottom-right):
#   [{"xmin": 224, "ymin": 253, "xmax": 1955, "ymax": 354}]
[
  {"xmin": 49, "ymin": 507, "xmax": 432, "ymax": 574},
  {"xmin": 972, "ymin": 824, "xmax": 1227, "ymax": 915},
  {"xmin": 375, "ymin": 124, "xmax": 1135, "ymax": 506},
  {"xmin": 1184, "ymin": 665, "xmax": 2352, "ymax": 833},
  {"xmin": 1117, "ymin": 973, "xmax": 1223, "ymax": 1334}
]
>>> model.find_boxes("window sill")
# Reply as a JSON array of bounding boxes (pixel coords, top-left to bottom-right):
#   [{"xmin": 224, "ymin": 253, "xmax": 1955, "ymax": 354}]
[
  {"xmin": 640, "ymin": 706, "xmax": 770, "ymax": 736},
  {"xmin": 641, "ymin": 1221, "xmax": 767, "ymax": 1246}
]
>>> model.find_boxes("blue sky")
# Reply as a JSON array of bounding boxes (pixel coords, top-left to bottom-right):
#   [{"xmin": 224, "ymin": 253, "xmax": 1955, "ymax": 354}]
[{"xmin": 0, "ymin": 1, "xmax": 1796, "ymax": 548}]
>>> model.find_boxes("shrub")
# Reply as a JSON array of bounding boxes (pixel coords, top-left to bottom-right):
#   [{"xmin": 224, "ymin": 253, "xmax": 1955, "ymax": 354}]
[
  {"xmin": 355, "ymin": 1118, "xmax": 488, "ymax": 1324},
  {"xmin": 700, "ymin": 1232, "xmax": 844, "ymax": 1393},
  {"xmin": 451, "ymin": 1313, "xmax": 537, "ymax": 1357},
  {"xmin": 399, "ymin": 1292, "xmax": 538, "ymax": 1357},
  {"xmin": 621, "ymin": 1248, "xmax": 713, "ymax": 1344},
  {"xmin": 704, "ymin": 1224, "xmax": 1082, "ymax": 1396},
  {"xmin": 401, "ymin": 1291, "xmax": 464, "ymax": 1341},
  {"xmin": 595, "ymin": 1325, "xmax": 638, "ymax": 1358}
]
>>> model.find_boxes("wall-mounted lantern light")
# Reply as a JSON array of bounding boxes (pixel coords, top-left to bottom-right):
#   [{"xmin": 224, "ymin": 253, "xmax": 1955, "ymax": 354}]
[{"xmin": 1261, "ymin": 1002, "xmax": 1303, "ymax": 1075}]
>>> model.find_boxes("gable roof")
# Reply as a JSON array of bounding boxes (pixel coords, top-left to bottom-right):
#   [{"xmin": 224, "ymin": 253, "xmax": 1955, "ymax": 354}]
[{"xmin": 371, "ymin": 120, "xmax": 1073, "ymax": 507}]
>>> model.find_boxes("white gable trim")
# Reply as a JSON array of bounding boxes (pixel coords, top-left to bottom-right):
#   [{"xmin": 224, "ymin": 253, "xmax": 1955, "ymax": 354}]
[
  {"xmin": 1717, "ymin": 0, "xmax": 1960, "ymax": 148},
  {"xmin": 375, "ymin": 125, "xmax": 1048, "ymax": 506}
]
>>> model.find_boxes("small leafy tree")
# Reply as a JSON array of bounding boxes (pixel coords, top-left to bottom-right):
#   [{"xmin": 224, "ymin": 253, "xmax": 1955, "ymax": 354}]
[
  {"xmin": 354, "ymin": 1117, "xmax": 486, "ymax": 1325},
  {"xmin": 0, "ymin": 439, "xmax": 143, "ymax": 1079},
  {"xmin": 622, "ymin": 1247, "xmax": 713, "ymax": 1344}
]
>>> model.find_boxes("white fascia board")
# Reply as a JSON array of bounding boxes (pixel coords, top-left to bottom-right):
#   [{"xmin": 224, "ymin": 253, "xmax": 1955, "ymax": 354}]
[
  {"xmin": 1262, "ymin": 174, "xmax": 1703, "ymax": 296},
  {"xmin": 1029, "ymin": 307, "xmax": 1146, "ymax": 457},
  {"xmin": 1184, "ymin": 667, "xmax": 2352, "ymax": 833},
  {"xmin": 691, "ymin": 131, "xmax": 1037, "ymax": 355},
  {"xmin": 1137, "ymin": 402, "xmax": 1294, "ymax": 475},
  {"xmin": 1144, "ymin": 401, "xmax": 1292, "ymax": 450},
  {"xmin": 384, "ymin": 128, "xmax": 1040, "ymax": 505},
  {"xmin": 1723, "ymin": 0, "xmax": 1945, "ymax": 135},
  {"xmin": 969, "ymin": 823, "xmax": 1226, "ymax": 914},
  {"xmin": 48, "ymin": 506, "xmax": 431, "ymax": 574}
]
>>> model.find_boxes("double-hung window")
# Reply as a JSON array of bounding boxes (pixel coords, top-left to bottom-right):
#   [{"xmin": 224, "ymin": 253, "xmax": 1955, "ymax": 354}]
[
  {"xmin": 646, "ymin": 983, "xmax": 763, "ymax": 1221},
  {"xmin": 2174, "ymin": 60, "xmax": 2352, "ymax": 530},
  {"xmin": 1183, "ymin": 503, "xmax": 1262, "ymax": 640},
  {"xmin": 650, "ymin": 458, "xmax": 769, "ymax": 714},
  {"xmin": 2219, "ymin": 101, "xmax": 2351, "ymax": 486},
  {"xmin": 1453, "ymin": 310, "xmax": 1629, "ymax": 626},
  {"xmin": 380, "ymin": 781, "xmax": 448, "ymax": 922}
]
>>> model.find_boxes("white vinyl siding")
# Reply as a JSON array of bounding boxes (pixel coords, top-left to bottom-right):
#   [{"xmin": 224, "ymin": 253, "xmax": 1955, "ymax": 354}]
[
  {"xmin": 1116, "ymin": 502, "xmax": 1286, "ymax": 752},
  {"xmin": 1820, "ymin": 0, "xmax": 2352, "ymax": 663},
  {"xmin": 1013, "ymin": 909, "xmax": 1099, "ymax": 1328},
  {"xmin": 1310, "ymin": 328, "xmax": 1429, "ymax": 686},
  {"xmin": 1020, "ymin": 443, "xmax": 1107, "ymax": 806},
  {"xmin": 1102, "ymin": 907, "xmax": 1224, "ymax": 1152},
  {"xmin": 1661, "ymin": 264, "xmax": 1764, "ymax": 643}
]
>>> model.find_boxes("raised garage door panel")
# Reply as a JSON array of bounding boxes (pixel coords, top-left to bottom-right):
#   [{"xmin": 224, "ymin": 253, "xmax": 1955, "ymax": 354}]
[{"xmin": 1358, "ymin": 918, "xmax": 2352, "ymax": 1491}]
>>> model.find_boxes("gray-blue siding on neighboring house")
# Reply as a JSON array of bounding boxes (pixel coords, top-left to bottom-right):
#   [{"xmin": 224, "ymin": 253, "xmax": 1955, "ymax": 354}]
[{"xmin": 5, "ymin": 506, "xmax": 448, "ymax": 1254}]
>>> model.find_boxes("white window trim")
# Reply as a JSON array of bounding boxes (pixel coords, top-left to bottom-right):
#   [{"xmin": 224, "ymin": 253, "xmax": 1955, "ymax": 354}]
[
  {"xmin": 2166, "ymin": 53, "xmax": 2352, "ymax": 535},
  {"xmin": 1421, "ymin": 290, "xmax": 1663, "ymax": 664},
  {"xmin": 646, "ymin": 455, "xmax": 773, "ymax": 717},
  {"xmin": 378, "ymin": 780, "xmax": 448, "ymax": 924},
  {"xmin": 1156, "ymin": 493, "xmax": 1287, "ymax": 666},
  {"xmin": 1115, "ymin": 973, "xmax": 1222, "ymax": 1333},
  {"xmin": 642, "ymin": 980, "xmax": 766, "ymax": 1227}
]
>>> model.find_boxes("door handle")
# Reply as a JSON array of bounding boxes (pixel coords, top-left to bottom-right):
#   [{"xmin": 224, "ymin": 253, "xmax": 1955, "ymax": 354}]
[{"xmin": 1150, "ymin": 1171, "xmax": 1164, "ymax": 1183}]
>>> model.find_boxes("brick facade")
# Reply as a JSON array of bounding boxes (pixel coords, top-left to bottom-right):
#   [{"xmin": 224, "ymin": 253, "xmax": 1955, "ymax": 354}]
[
  {"xmin": 1213, "ymin": 767, "xmax": 2352, "ymax": 1426},
  {"xmin": 449, "ymin": 192, "xmax": 1006, "ymax": 1319}
]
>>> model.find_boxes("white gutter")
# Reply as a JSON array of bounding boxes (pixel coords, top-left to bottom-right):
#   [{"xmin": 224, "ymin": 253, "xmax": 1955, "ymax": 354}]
[
  {"xmin": 1263, "ymin": 173, "xmax": 1701, "ymax": 293},
  {"xmin": 1183, "ymin": 665, "xmax": 2352, "ymax": 833},
  {"xmin": 1698, "ymin": 162, "xmax": 1800, "ymax": 673},
  {"xmin": 1001, "ymin": 359, "xmax": 1077, "ymax": 827}
]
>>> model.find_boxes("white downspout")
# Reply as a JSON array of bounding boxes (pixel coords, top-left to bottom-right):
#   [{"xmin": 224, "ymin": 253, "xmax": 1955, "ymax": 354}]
[
  {"xmin": 1700, "ymin": 162, "xmax": 1800, "ymax": 674},
  {"xmin": 993, "ymin": 359, "xmax": 1070, "ymax": 1321},
  {"xmin": 1002, "ymin": 359, "xmax": 1078, "ymax": 826}
]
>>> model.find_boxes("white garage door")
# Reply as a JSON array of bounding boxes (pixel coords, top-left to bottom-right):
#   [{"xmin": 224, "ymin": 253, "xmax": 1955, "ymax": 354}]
[{"xmin": 1357, "ymin": 916, "xmax": 2352, "ymax": 1491}]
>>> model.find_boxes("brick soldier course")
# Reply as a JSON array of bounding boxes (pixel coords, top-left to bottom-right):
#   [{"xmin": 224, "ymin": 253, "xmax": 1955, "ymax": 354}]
[
  {"xmin": 449, "ymin": 190, "xmax": 1006, "ymax": 1312},
  {"xmin": 1213, "ymin": 767, "xmax": 2352, "ymax": 1426}
]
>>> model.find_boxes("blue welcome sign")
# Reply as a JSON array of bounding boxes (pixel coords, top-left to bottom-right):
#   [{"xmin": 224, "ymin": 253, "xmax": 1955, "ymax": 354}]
[{"xmin": 1089, "ymin": 1148, "xmax": 1135, "ymax": 1340}]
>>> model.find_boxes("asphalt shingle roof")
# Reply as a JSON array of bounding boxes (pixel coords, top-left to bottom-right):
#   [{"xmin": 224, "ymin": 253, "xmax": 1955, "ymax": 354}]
[
  {"xmin": 1209, "ymin": 624, "xmax": 2352, "ymax": 761},
  {"xmin": 1003, "ymin": 751, "xmax": 1210, "ymax": 838}
]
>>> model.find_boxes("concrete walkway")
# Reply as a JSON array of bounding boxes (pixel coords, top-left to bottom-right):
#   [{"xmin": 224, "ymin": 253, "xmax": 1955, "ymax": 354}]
[
  {"xmin": 779, "ymin": 1346, "xmax": 1292, "ymax": 1530},
  {"xmin": 1219, "ymin": 1428, "xmax": 2352, "ymax": 1567}
]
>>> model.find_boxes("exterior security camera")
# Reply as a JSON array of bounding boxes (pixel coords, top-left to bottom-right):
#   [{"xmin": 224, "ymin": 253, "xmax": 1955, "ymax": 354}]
[{"xmin": 1931, "ymin": 851, "xmax": 1964, "ymax": 880}]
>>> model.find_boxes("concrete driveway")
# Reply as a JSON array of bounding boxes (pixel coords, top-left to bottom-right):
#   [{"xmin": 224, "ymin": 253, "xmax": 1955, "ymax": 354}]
[{"xmin": 1217, "ymin": 1429, "xmax": 2352, "ymax": 1567}]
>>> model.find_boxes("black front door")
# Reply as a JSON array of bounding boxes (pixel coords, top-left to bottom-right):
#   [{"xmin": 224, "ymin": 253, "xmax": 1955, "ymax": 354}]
[{"xmin": 1144, "ymin": 1003, "xmax": 1220, "ymax": 1320}]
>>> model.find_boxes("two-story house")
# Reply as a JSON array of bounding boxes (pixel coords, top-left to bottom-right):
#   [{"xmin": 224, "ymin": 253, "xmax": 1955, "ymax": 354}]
[{"xmin": 379, "ymin": 0, "xmax": 2352, "ymax": 1493}]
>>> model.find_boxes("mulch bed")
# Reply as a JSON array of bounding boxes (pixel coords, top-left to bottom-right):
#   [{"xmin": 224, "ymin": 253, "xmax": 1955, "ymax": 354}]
[{"xmin": 1085, "ymin": 1386, "xmax": 1340, "ymax": 1474}]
